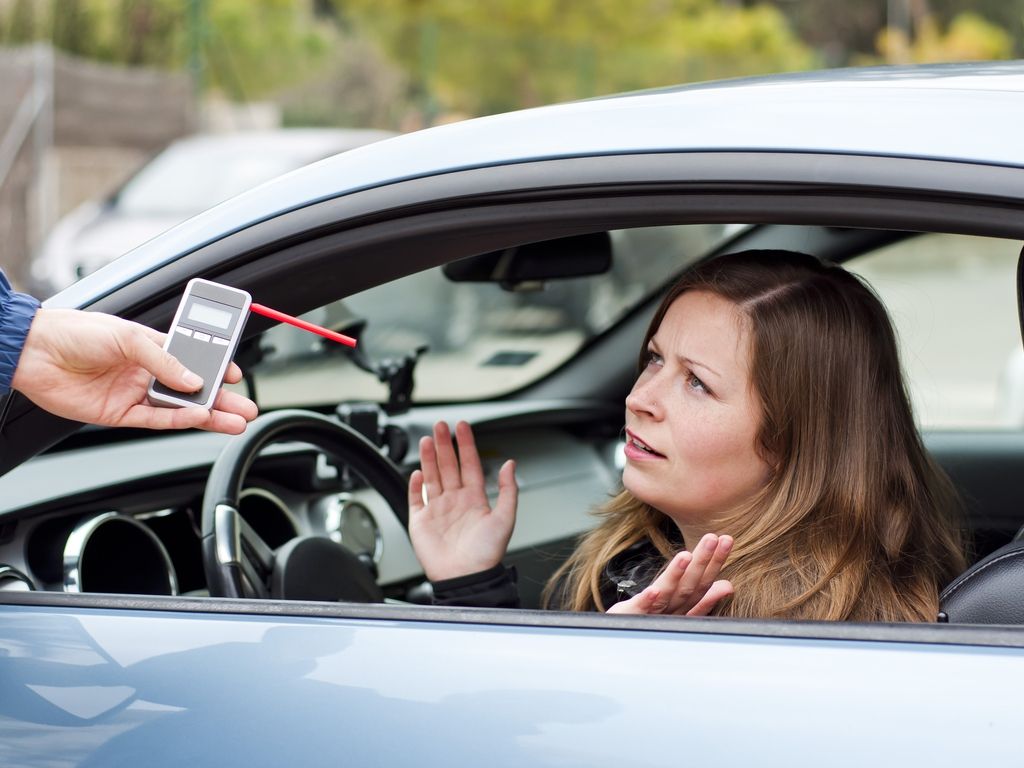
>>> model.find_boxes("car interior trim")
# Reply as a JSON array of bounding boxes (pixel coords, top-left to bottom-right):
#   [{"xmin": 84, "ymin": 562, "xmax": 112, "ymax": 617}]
[
  {"xmin": 63, "ymin": 511, "xmax": 178, "ymax": 596},
  {"xmin": 0, "ymin": 564, "xmax": 34, "ymax": 591},
  {"xmin": 0, "ymin": 400, "xmax": 618, "ymax": 517}
]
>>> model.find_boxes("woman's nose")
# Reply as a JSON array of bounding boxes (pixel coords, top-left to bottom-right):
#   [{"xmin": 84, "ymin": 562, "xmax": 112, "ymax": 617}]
[{"xmin": 626, "ymin": 373, "xmax": 664, "ymax": 420}]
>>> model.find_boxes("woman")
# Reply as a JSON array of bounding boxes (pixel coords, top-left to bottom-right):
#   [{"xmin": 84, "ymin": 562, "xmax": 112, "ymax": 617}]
[{"xmin": 408, "ymin": 250, "xmax": 967, "ymax": 621}]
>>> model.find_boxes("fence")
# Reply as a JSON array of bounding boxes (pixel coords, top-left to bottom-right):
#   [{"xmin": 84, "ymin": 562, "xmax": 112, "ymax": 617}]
[{"xmin": 0, "ymin": 44, "xmax": 194, "ymax": 288}]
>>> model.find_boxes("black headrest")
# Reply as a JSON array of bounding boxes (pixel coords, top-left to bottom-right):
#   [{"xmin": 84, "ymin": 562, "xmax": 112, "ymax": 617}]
[
  {"xmin": 1017, "ymin": 244, "xmax": 1024, "ymax": 343},
  {"xmin": 940, "ymin": 538, "xmax": 1024, "ymax": 624}
]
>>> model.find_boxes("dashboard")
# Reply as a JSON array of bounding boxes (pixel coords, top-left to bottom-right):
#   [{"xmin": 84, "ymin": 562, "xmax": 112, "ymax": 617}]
[{"xmin": 0, "ymin": 400, "xmax": 623, "ymax": 606}]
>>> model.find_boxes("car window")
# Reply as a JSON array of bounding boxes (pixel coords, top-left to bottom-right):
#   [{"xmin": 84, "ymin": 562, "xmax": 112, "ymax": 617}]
[
  {"xmin": 847, "ymin": 234, "xmax": 1021, "ymax": 430},
  {"xmin": 250, "ymin": 224, "xmax": 734, "ymax": 408}
]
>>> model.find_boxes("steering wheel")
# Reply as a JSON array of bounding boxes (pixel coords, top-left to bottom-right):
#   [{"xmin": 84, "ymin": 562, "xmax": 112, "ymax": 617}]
[{"xmin": 201, "ymin": 409, "xmax": 409, "ymax": 601}]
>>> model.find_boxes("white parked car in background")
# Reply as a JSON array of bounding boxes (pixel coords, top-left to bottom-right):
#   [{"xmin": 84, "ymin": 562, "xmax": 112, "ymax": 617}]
[{"xmin": 30, "ymin": 128, "xmax": 394, "ymax": 296}]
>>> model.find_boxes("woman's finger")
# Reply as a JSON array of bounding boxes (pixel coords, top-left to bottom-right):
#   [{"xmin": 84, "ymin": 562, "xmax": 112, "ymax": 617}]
[
  {"xmin": 668, "ymin": 534, "xmax": 719, "ymax": 611},
  {"xmin": 493, "ymin": 459, "xmax": 518, "ymax": 525},
  {"xmin": 432, "ymin": 421, "xmax": 462, "ymax": 491},
  {"xmin": 640, "ymin": 550, "xmax": 692, "ymax": 610},
  {"xmin": 455, "ymin": 421, "xmax": 486, "ymax": 488},
  {"xmin": 691, "ymin": 535, "xmax": 733, "ymax": 599},
  {"xmin": 408, "ymin": 469, "xmax": 426, "ymax": 515},
  {"xmin": 418, "ymin": 435, "xmax": 443, "ymax": 501},
  {"xmin": 686, "ymin": 579, "xmax": 734, "ymax": 616},
  {"xmin": 606, "ymin": 587, "xmax": 663, "ymax": 615}
]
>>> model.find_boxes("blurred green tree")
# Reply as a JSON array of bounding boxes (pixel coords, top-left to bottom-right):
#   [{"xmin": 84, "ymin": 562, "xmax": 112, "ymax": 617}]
[
  {"xmin": 12, "ymin": 0, "xmax": 1017, "ymax": 128},
  {"xmin": 875, "ymin": 11, "xmax": 1014, "ymax": 64},
  {"xmin": 749, "ymin": 0, "xmax": 1022, "ymax": 63},
  {"xmin": 336, "ymin": 0, "xmax": 817, "ymax": 120},
  {"xmin": 9, "ymin": 0, "xmax": 338, "ymax": 101},
  {"xmin": 52, "ymin": 0, "xmax": 102, "ymax": 56},
  {"xmin": 115, "ymin": 0, "xmax": 182, "ymax": 67},
  {"xmin": 928, "ymin": 0, "xmax": 1024, "ymax": 55},
  {"xmin": 6, "ymin": 0, "xmax": 42, "ymax": 44}
]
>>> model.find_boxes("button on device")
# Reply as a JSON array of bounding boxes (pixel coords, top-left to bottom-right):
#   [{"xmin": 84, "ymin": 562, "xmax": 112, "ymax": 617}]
[
  {"xmin": 193, "ymin": 331, "xmax": 212, "ymax": 342},
  {"xmin": 212, "ymin": 337, "xmax": 230, "ymax": 346},
  {"xmin": 175, "ymin": 327, "xmax": 193, "ymax": 337}
]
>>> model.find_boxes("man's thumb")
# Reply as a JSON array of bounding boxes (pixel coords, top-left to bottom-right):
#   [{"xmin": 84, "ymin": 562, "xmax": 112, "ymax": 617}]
[{"xmin": 130, "ymin": 330, "xmax": 203, "ymax": 393}]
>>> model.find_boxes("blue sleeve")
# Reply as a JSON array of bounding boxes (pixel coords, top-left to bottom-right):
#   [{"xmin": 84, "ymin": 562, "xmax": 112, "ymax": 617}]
[{"xmin": 0, "ymin": 271, "xmax": 41, "ymax": 397}]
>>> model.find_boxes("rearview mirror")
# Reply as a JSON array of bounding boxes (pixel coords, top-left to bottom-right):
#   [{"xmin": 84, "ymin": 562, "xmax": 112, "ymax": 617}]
[{"xmin": 443, "ymin": 231, "xmax": 612, "ymax": 290}]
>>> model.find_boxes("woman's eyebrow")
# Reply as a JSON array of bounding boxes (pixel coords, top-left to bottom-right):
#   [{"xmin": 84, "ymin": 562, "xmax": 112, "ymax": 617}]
[
  {"xmin": 649, "ymin": 339, "xmax": 721, "ymax": 379},
  {"xmin": 680, "ymin": 355, "xmax": 721, "ymax": 379}
]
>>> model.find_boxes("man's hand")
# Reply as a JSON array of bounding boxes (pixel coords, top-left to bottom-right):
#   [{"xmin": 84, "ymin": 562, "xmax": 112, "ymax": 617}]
[
  {"xmin": 12, "ymin": 308, "xmax": 258, "ymax": 433},
  {"xmin": 607, "ymin": 534, "xmax": 734, "ymax": 616},
  {"xmin": 408, "ymin": 420, "xmax": 518, "ymax": 582}
]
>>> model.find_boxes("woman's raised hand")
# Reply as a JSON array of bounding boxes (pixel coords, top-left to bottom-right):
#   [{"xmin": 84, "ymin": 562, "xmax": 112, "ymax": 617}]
[
  {"xmin": 408, "ymin": 420, "xmax": 518, "ymax": 582},
  {"xmin": 607, "ymin": 534, "xmax": 734, "ymax": 616}
]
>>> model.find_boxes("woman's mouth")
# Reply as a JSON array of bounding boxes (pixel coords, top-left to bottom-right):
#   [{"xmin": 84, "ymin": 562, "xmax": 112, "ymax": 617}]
[{"xmin": 624, "ymin": 431, "xmax": 665, "ymax": 460}]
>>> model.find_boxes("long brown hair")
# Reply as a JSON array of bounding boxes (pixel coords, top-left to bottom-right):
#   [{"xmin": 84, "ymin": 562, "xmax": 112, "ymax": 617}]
[{"xmin": 546, "ymin": 250, "xmax": 966, "ymax": 621}]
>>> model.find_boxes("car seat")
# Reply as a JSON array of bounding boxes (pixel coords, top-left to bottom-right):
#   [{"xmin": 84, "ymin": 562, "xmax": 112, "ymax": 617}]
[
  {"xmin": 939, "ymin": 246, "xmax": 1024, "ymax": 624},
  {"xmin": 940, "ymin": 532, "xmax": 1024, "ymax": 623}
]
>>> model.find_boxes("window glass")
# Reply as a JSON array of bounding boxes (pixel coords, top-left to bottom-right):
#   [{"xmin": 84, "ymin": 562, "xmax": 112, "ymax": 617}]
[
  {"xmin": 848, "ymin": 234, "xmax": 1020, "ymax": 429},
  {"xmin": 250, "ymin": 224, "xmax": 734, "ymax": 408}
]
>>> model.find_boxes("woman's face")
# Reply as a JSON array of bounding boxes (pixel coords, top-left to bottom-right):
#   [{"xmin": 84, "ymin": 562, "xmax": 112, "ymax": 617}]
[{"xmin": 622, "ymin": 290, "xmax": 772, "ymax": 535}]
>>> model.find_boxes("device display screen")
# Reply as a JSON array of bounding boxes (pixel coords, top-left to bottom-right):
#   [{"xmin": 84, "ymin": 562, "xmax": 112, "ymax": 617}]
[{"xmin": 187, "ymin": 301, "xmax": 232, "ymax": 330}]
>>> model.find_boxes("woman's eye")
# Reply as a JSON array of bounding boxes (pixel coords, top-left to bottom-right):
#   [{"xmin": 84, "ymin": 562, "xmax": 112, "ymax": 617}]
[
  {"xmin": 687, "ymin": 372, "xmax": 709, "ymax": 394},
  {"xmin": 645, "ymin": 350, "xmax": 663, "ymax": 367}
]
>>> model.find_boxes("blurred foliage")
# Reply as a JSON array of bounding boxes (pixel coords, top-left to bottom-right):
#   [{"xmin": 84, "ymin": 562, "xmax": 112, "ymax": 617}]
[
  {"xmin": 743, "ymin": 0, "xmax": 1024, "ymax": 63},
  {"xmin": 875, "ymin": 12, "xmax": 1014, "ymax": 64},
  {"xmin": 275, "ymin": 37, "xmax": 408, "ymax": 128},
  {"xmin": 928, "ymin": 0, "xmax": 1024, "ymax": 55},
  {"xmin": 2, "ymin": 0, "xmax": 340, "ymax": 100},
  {"xmin": 336, "ymin": 0, "xmax": 818, "ymax": 119},
  {"xmin": 0, "ymin": 0, "xmax": 1019, "ymax": 126}
]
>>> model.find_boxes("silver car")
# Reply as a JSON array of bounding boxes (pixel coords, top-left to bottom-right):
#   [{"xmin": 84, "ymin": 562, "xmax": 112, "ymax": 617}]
[{"xmin": 1, "ymin": 62, "xmax": 1023, "ymax": 766}]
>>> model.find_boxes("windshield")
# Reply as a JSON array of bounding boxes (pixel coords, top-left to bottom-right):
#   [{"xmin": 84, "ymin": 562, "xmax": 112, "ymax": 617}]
[{"xmin": 247, "ymin": 224, "xmax": 737, "ymax": 408}]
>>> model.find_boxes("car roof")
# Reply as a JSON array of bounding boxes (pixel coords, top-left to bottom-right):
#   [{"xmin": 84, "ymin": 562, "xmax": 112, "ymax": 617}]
[{"xmin": 52, "ymin": 61, "xmax": 1024, "ymax": 309}]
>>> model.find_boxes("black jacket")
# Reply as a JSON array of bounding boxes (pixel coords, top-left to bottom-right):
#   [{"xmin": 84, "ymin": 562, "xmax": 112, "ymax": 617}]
[{"xmin": 431, "ymin": 533, "xmax": 675, "ymax": 610}]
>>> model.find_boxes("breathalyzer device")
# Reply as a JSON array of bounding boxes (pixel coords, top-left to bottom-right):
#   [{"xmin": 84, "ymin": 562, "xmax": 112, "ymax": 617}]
[{"xmin": 147, "ymin": 278, "xmax": 252, "ymax": 409}]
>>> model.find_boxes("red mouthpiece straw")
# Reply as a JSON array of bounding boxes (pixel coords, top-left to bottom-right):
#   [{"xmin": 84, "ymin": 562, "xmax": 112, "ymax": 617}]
[{"xmin": 250, "ymin": 303, "xmax": 357, "ymax": 347}]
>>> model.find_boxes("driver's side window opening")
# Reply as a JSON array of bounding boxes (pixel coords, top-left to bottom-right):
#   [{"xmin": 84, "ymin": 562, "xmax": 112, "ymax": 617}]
[{"xmin": 243, "ymin": 224, "xmax": 730, "ymax": 409}]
